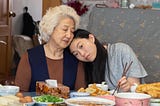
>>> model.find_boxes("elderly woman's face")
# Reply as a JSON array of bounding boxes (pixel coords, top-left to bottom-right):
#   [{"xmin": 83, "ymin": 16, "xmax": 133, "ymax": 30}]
[
  {"xmin": 70, "ymin": 34, "xmax": 97, "ymax": 62},
  {"xmin": 51, "ymin": 17, "xmax": 75, "ymax": 49}
]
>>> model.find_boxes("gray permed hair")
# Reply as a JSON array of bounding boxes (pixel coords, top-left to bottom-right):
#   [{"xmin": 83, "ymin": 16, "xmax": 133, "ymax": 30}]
[{"xmin": 39, "ymin": 5, "xmax": 80, "ymax": 42}]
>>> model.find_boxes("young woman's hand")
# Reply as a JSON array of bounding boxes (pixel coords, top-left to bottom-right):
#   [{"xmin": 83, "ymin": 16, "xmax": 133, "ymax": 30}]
[
  {"xmin": 118, "ymin": 76, "xmax": 131, "ymax": 92},
  {"xmin": 118, "ymin": 76, "xmax": 140, "ymax": 92}
]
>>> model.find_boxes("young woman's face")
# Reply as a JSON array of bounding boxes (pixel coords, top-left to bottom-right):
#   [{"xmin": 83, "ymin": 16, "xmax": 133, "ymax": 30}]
[
  {"xmin": 51, "ymin": 17, "xmax": 75, "ymax": 49},
  {"xmin": 70, "ymin": 34, "xmax": 97, "ymax": 62}
]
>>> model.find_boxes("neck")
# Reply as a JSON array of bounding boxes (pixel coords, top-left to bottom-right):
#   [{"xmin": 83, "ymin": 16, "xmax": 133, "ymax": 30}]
[{"xmin": 44, "ymin": 42, "xmax": 64, "ymax": 60}]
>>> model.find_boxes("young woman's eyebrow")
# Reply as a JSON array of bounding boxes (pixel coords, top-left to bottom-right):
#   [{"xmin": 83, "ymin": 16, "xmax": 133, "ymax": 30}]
[
  {"xmin": 76, "ymin": 41, "xmax": 80, "ymax": 48},
  {"xmin": 71, "ymin": 41, "xmax": 80, "ymax": 54}
]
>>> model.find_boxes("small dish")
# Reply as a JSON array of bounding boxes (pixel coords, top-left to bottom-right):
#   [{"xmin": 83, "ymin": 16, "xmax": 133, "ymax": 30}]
[{"xmin": 70, "ymin": 92, "xmax": 90, "ymax": 98}]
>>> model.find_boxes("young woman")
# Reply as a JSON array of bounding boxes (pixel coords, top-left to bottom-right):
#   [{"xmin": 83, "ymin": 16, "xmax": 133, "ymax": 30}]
[{"xmin": 69, "ymin": 29, "xmax": 147, "ymax": 92}]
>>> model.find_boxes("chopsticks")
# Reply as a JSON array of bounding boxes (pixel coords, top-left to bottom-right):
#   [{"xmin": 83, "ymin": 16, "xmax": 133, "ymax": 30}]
[{"xmin": 112, "ymin": 61, "xmax": 133, "ymax": 95}]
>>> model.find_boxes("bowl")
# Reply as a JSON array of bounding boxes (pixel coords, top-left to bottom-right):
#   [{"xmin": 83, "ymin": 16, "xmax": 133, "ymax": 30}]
[
  {"xmin": 65, "ymin": 97, "xmax": 115, "ymax": 106},
  {"xmin": 0, "ymin": 85, "xmax": 20, "ymax": 96},
  {"xmin": 115, "ymin": 92, "xmax": 151, "ymax": 106},
  {"xmin": 70, "ymin": 92, "xmax": 90, "ymax": 98}
]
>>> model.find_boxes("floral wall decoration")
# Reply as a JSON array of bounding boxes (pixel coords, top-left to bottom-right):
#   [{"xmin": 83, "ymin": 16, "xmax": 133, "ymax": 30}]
[
  {"xmin": 65, "ymin": 0, "xmax": 89, "ymax": 16},
  {"xmin": 62, "ymin": 0, "xmax": 157, "ymax": 29}
]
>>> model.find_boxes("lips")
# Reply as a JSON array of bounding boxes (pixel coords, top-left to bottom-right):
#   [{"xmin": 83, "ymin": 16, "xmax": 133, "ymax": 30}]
[
  {"xmin": 63, "ymin": 38, "xmax": 70, "ymax": 44},
  {"xmin": 85, "ymin": 54, "xmax": 90, "ymax": 60}
]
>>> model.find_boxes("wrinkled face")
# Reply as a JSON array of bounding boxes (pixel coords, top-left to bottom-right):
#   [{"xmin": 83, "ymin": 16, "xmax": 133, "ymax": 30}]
[
  {"xmin": 51, "ymin": 17, "xmax": 75, "ymax": 49},
  {"xmin": 70, "ymin": 34, "xmax": 97, "ymax": 62}
]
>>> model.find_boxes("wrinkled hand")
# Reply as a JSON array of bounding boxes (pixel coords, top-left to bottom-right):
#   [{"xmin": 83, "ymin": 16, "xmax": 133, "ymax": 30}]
[{"xmin": 118, "ymin": 76, "xmax": 131, "ymax": 92}]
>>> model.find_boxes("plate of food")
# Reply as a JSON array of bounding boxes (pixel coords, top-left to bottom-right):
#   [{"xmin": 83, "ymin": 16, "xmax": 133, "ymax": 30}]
[
  {"xmin": 32, "ymin": 94, "xmax": 65, "ymax": 105},
  {"xmin": 78, "ymin": 83, "xmax": 110, "ymax": 96}
]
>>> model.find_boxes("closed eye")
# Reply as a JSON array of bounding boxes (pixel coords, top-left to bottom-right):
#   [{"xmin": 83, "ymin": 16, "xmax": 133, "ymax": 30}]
[{"xmin": 63, "ymin": 28, "xmax": 68, "ymax": 32}]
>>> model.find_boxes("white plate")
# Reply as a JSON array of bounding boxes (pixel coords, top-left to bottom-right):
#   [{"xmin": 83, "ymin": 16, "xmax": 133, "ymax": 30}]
[
  {"xmin": 65, "ymin": 96, "xmax": 115, "ymax": 106},
  {"xmin": 32, "ymin": 95, "xmax": 65, "ymax": 105}
]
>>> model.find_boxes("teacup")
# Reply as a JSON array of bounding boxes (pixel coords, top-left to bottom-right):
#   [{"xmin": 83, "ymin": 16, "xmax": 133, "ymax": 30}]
[{"xmin": 45, "ymin": 79, "xmax": 57, "ymax": 87}]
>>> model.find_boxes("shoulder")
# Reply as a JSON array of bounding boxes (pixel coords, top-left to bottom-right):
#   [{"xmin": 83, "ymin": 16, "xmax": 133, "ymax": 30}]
[
  {"xmin": 111, "ymin": 42, "xmax": 130, "ymax": 48},
  {"xmin": 27, "ymin": 45, "xmax": 43, "ymax": 52},
  {"xmin": 109, "ymin": 42, "xmax": 134, "ymax": 55}
]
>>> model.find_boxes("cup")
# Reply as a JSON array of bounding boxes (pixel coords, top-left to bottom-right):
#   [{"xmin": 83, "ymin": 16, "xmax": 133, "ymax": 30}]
[{"xmin": 45, "ymin": 79, "xmax": 57, "ymax": 87}]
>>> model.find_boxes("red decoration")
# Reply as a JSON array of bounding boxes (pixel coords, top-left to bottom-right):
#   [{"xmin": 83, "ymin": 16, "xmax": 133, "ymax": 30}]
[{"xmin": 66, "ymin": 0, "xmax": 89, "ymax": 16}]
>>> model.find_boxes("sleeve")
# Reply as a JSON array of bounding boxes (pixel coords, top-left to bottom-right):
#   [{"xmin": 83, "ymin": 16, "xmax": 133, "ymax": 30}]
[
  {"xmin": 15, "ymin": 53, "xmax": 31, "ymax": 92},
  {"xmin": 117, "ymin": 43, "xmax": 148, "ymax": 78}
]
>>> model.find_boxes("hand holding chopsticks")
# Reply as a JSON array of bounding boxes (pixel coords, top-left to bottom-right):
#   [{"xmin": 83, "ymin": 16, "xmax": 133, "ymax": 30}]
[{"xmin": 112, "ymin": 61, "xmax": 133, "ymax": 95}]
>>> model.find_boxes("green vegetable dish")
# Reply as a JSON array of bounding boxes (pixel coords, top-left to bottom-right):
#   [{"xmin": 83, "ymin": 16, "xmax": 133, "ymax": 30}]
[{"xmin": 33, "ymin": 95, "xmax": 64, "ymax": 103}]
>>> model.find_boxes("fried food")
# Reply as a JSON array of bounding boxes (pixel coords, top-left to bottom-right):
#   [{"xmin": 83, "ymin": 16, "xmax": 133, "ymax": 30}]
[
  {"xmin": 136, "ymin": 82, "xmax": 160, "ymax": 98},
  {"xmin": 16, "ymin": 92, "xmax": 24, "ymax": 98},
  {"xmin": 78, "ymin": 83, "xmax": 110, "ymax": 96}
]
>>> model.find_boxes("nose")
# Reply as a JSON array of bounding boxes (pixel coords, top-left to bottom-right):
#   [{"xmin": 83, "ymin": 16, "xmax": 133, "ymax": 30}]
[
  {"xmin": 79, "ymin": 50, "xmax": 85, "ymax": 57},
  {"xmin": 66, "ymin": 30, "xmax": 72, "ymax": 38}
]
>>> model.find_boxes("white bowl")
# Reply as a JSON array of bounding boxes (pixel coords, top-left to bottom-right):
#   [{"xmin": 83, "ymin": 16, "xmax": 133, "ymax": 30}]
[
  {"xmin": 0, "ymin": 85, "xmax": 20, "ymax": 96},
  {"xmin": 65, "ymin": 97, "xmax": 115, "ymax": 106}
]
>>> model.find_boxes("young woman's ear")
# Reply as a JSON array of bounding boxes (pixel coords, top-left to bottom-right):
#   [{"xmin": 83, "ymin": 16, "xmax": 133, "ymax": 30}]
[{"xmin": 88, "ymin": 34, "xmax": 95, "ymax": 43}]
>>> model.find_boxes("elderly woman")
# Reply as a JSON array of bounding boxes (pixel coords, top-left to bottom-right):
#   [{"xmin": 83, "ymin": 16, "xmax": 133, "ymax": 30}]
[{"xmin": 15, "ymin": 5, "xmax": 86, "ymax": 92}]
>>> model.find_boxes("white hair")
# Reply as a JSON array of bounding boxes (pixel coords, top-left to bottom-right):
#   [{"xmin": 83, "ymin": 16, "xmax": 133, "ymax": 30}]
[{"xmin": 39, "ymin": 5, "xmax": 80, "ymax": 42}]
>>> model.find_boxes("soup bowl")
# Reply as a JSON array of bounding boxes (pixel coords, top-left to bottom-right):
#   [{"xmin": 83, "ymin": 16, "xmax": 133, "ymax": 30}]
[{"xmin": 115, "ymin": 92, "xmax": 151, "ymax": 106}]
